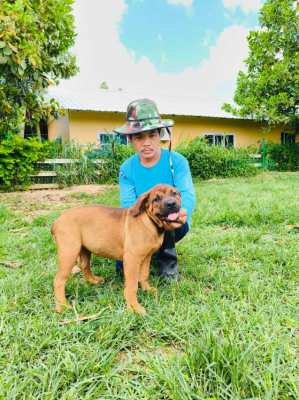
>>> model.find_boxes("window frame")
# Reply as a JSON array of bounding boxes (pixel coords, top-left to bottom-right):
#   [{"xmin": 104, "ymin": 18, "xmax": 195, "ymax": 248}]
[
  {"xmin": 204, "ymin": 133, "xmax": 235, "ymax": 148},
  {"xmin": 96, "ymin": 132, "xmax": 128, "ymax": 146},
  {"xmin": 281, "ymin": 132, "xmax": 296, "ymax": 145}
]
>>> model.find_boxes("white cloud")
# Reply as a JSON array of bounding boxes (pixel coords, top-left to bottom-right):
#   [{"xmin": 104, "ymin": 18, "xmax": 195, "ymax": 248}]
[
  {"xmin": 166, "ymin": 0, "xmax": 193, "ymax": 7},
  {"xmin": 223, "ymin": 0, "xmax": 262, "ymax": 13},
  {"xmin": 58, "ymin": 0, "xmax": 249, "ymax": 104}
]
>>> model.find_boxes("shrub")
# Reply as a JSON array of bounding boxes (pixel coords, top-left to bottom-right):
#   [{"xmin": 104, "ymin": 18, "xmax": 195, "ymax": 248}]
[
  {"xmin": 176, "ymin": 138, "xmax": 258, "ymax": 179},
  {"xmin": 0, "ymin": 136, "xmax": 48, "ymax": 191},
  {"xmin": 85, "ymin": 143, "xmax": 134, "ymax": 183},
  {"xmin": 265, "ymin": 143, "xmax": 299, "ymax": 171},
  {"xmin": 53, "ymin": 142, "xmax": 134, "ymax": 186},
  {"xmin": 44, "ymin": 139, "xmax": 85, "ymax": 160},
  {"xmin": 54, "ymin": 158, "xmax": 101, "ymax": 186}
]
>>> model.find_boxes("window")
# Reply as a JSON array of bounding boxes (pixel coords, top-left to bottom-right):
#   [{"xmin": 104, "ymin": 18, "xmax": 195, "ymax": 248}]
[
  {"xmin": 204, "ymin": 134, "xmax": 234, "ymax": 148},
  {"xmin": 96, "ymin": 132, "xmax": 128, "ymax": 146},
  {"xmin": 281, "ymin": 132, "xmax": 296, "ymax": 145}
]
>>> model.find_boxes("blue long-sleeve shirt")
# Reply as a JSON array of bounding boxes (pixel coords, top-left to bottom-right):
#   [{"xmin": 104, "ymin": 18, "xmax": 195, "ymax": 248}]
[{"xmin": 119, "ymin": 149, "xmax": 196, "ymax": 225}]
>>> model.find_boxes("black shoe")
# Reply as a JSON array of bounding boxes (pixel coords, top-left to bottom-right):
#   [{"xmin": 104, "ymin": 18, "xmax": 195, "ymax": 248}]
[
  {"xmin": 156, "ymin": 247, "xmax": 180, "ymax": 280},
  {"xmin": 115, "ymin": 260, "xmax": 124, "ymax": 278}
]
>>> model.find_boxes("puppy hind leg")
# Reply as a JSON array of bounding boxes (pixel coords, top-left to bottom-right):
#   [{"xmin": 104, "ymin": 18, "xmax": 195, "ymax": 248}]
[
  {"xmin": 54, "ymin": 244, "xmax": 81, "ymax": 313},
  {"xmin": 80, "ymin": 247, "xmax": 105, "ymax": 285}
]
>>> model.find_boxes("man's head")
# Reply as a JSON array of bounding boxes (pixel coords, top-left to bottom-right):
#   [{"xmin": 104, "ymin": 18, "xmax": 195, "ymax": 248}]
[
  {"xmin": 114, "ymin": 98, "xmax": 174, "ymax": 163},
  {"xmin": 128, "ymin": 129, "xmax": 161, "ymax": 161}
]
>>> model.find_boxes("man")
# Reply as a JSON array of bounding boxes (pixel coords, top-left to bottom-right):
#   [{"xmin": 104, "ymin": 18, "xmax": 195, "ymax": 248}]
[{"xmin": 113, "ymin": 98, "xmax": 196, "ymax": 280}]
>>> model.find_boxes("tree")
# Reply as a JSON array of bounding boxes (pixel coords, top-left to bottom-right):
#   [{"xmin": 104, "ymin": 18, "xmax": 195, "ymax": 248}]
[
  {"xmin": 0, "ymin": 0, "xmax": 78, "ymax": 139},
  {"xmin": 223, "ymin": 0, "xmax": 299, "ymax": 132},
  {"xmin": 100, "ymin": 81, "xmax": 109, "ymax": 90}
]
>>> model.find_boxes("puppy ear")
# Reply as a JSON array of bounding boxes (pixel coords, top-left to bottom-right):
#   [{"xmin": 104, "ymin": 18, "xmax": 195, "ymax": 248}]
[{"xmin": 130, "ymin": 191, "xmax": 150, "ymax": 217}]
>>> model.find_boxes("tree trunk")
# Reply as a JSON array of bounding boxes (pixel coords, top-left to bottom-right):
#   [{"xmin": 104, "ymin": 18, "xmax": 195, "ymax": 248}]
[{"xmin": 17, "ymin": 107, "xmax": 26, "ymax": 138}]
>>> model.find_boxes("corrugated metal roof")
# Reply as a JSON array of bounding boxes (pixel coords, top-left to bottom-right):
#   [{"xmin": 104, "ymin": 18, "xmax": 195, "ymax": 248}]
[{"xmin": 46, "ymin": 86, "xmax": 242, "ymax": 120}]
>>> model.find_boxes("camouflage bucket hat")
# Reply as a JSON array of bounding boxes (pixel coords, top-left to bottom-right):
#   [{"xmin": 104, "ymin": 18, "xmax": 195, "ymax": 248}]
[{"xmin": 113, "ymin": 98, "xmax": 174, "ymax": 135}]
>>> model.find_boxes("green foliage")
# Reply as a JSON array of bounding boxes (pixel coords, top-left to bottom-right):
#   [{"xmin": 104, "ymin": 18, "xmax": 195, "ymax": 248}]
[
  {"xmin": 54, "ymin": 158, "xmax": 101, "ymax": 187},
  {"xmin": 100, "ymin": 81, "xmax": 109, "ymax": 90},
  {"xmin": 266, "ymin": 142, "xmax": 299, "ymax": 171},
  {"xmin": 46, "ymin": 141, "xmax": 98, "ymax": 186},
  {"xmin": 52, "ymin": 142, "xmax": 134, "ymax": 186},
  {"xmin": 177, "ymin": 138, "xmax": 258, "ymax": 179},
  {"xmin": 0, "ymin": 135, "xmax": 48, "ymax": 190},
  {"xmin": 85, "ymin": 143, "xmax": 134, "ymax": 184},
  {"xmin": 223, "ymin": 0, "xmax": 299, "ymax": 131},
  {"xmin": 44, "ymin": 139, "xmax": 84, "ymax": 160},
  {"xmin": 0, "ymin": 0, "xmax": 78, "ymax": 138}
]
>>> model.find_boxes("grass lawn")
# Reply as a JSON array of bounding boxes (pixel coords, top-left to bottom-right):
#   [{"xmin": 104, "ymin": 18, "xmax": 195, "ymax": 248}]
[{"xmin": 0, "ymin": 172, "xmax": 298, "ymax": 399}]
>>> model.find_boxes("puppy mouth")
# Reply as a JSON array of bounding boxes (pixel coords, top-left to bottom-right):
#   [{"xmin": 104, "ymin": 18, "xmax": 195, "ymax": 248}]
[{"xmin": 160, "ymin": 210, "xmax": 181, "ymax": 222}]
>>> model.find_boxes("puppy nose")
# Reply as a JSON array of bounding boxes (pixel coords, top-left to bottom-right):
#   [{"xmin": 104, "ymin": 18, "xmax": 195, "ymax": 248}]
[{"xmin": 166, "ymin": 199, "xmax": 177, "ymax": 210}]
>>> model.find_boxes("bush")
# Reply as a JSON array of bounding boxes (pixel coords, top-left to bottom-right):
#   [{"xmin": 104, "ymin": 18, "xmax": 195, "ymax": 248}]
[
  {"xmin": 53, "ymin": 142, "xmax": 134, "ymax": 186},
  {"xmin": 44, "ymin": 139, "xmax": 86, "ymax": 160},
  {"xmin": 54, "ymin": 158, "xmax": 101, "ymax": 186},
  {"xmin": 85, "ymin": 143, "xmax": 134, "ymax": 183},
  {"xmin": 0, "ymin": 136, "xmax": 48, "ymax": 191},
  {"xmin": 265, "ymin": 143, "xmax": 299, "ymax": 171},
  {"xmin": 176, "ymin": 138, "xmax": 258, "ymax": 179}
]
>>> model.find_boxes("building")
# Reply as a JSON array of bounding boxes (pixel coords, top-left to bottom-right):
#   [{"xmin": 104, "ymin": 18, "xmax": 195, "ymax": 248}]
[{"xmin": 47, "ymin": 88, "xmax": 297, "ymax": 148}]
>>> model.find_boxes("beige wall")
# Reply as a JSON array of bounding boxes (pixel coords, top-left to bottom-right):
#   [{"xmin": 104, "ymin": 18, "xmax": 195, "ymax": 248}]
[
  {"xmin": 166, "ymin": 115, "xmax": 283, "ymax": 148},
  {"xmin": 48, "ymin": 112, "xmax": 70, "ymax": 143},
  {"xmin": 49, "ymin": 110, "xmax": 292, "ymax": 148},
  {"xmin": 69, "ymin": 111, "xmax": 125, "ymax": 145}
]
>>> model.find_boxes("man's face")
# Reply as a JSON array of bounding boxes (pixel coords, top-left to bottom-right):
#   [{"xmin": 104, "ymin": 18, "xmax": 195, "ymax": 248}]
[{"xmin": 129, "ymin": 129, "xmax": 161, "ymax": 161}]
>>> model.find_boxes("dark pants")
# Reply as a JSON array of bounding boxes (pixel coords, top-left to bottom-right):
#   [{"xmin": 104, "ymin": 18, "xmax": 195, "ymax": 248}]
[{"xmin": 116, "ymin": 223, "xmax": 189, "ymax": 277}]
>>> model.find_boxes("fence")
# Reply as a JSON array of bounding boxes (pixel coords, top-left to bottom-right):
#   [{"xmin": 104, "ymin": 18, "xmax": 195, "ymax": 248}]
[{"xmin": 29, "ymin": 159, "xmax": 104, "ymax": 189}]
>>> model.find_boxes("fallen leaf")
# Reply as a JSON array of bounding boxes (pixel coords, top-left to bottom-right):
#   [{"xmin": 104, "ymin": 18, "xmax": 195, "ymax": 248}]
[{"xmin": 0, "ymin": 260, "xmax": 23, "ymax": 269}]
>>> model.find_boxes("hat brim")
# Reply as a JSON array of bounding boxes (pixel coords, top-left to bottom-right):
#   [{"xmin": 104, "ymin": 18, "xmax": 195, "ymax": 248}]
[{"xmin": 113, "ymin": 118, "xmax": 174, "ymax": 135}]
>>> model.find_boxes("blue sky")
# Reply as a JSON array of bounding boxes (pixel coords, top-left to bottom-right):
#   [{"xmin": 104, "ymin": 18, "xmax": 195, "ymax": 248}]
[
  {"xmin": 57, "ymin": 0, "xmax": 264, "ymax": 110},
  {"xmin": 120, "ymin": 0, "xmax": 260, "ymax": 73}
]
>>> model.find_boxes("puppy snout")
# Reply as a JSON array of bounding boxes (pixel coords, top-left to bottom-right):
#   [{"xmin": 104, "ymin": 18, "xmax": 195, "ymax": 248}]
[{"xmin": 165, "ymin": 198, "xmax": 179, "ymax": 211}]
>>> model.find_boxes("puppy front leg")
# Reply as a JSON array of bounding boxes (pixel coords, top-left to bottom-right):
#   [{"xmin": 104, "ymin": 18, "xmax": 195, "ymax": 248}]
[
  {"xmin": 139, "ymin": 255, "xmax": 157, "ymax": 298},
  {"xmin": 123, "ymin": 254, "xmax": 146, "ymax": 316}
]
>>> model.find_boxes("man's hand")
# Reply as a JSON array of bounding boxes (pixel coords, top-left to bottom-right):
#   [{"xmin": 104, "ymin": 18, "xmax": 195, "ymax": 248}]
[{"xmin": 162, "ymin": 208, "xmax": 187, "ymax": 230}]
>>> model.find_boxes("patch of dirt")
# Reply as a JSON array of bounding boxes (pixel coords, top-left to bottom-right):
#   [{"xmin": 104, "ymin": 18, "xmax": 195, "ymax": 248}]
[
  {"xmin": 2, "ymin": 184, "xmax": 110, "ymax": 201},
  {"xmin": 0, "ymin": 185, "xmax": 113, "ymax": 217},
  {"xmin": 117, "ymin": 345, "xmax": 184, "ymax": 367}
]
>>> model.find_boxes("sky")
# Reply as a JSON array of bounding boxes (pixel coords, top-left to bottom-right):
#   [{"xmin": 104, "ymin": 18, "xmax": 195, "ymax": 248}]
[{"xmin": 58, "ymin": 0, "xmax": 264, "ymax": 105}]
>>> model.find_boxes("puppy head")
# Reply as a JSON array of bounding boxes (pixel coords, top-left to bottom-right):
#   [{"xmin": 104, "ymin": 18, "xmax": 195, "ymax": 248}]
[{"xmin": 130, "ymin": 184, "xmax": 181, "ymax": 229}]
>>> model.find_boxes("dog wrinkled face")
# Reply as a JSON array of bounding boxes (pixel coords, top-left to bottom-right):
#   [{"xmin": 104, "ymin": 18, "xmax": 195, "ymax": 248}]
[
  {"xmin": 130, "ymin": 184, "xmax": 182, "ymax": 229},
  {"xmin": 149, "ymin": 185, "xmax": 181, "ymax": 221}
]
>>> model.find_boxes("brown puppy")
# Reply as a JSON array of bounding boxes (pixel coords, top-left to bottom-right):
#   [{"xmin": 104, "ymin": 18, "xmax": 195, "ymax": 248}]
[{"xmin": 51, "ymin": 184, "xmax": 183, "ymax": 315}]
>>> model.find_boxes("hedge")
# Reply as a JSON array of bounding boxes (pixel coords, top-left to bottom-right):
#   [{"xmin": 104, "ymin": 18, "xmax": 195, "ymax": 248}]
[{"xmin": 176, "ymin": 138, "xmax": 258, "ymax": 179}]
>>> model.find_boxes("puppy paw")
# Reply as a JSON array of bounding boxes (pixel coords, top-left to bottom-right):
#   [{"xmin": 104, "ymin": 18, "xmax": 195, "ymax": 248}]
[
  {"xmin": 147, "ymin": 286, "xmax": 158, "ymax": 298},
  {"xmin": 55, "ymin": 302, "xmax": 70, "ymax": 313},
  {"xmin": 87, "ymin": 276, "xmax": 105, "ymax": 285},
  {"xmin": 127, "ymin": 303, "xmax": 147, "ymax": 316},
  {"xmin": 71, "ymin": 265, "xmax": 81, "ymax": 274}
]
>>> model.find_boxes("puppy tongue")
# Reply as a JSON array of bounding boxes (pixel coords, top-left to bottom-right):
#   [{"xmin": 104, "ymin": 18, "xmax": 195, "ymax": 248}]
[{"xmin": 167, "ymin": 212, "xmax": 179, "ymax": 221}]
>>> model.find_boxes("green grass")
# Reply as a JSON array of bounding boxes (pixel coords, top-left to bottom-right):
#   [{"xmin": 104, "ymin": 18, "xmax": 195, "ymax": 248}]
[{"xmin": 0, "ymin": 172, "xmax": 298, "ymax": 399}]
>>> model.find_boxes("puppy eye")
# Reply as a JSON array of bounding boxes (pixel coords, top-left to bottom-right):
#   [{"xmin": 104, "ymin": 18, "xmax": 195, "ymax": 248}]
[{"xmin": 154, "ymin": 195, "xmax": 161, "ymax": 202}]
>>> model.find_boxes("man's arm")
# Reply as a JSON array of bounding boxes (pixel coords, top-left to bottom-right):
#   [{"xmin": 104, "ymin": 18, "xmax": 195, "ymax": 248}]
[
  {"xmin": 119, "ymin": 168, "xmax": 137, "ymax": 208},
  {"xmin": 172, "ymin": 154, "xmax": 196, "ymax": 222}
]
